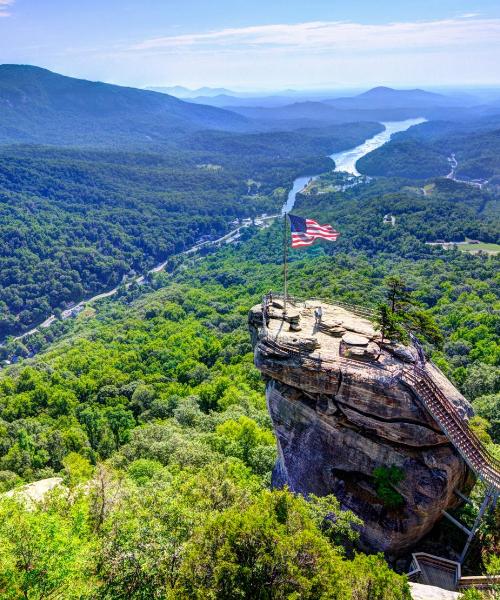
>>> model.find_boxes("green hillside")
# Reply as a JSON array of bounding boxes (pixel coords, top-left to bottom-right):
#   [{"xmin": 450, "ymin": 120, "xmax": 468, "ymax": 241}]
[
  {"xmin": 357, "ymin": 118, "xmax": 500, "ymax": 181},
  {"xmin": 0, "ymin": 65, "xmax": 249, "ymax": 146},
  {"xmin": 0, "ymin": 120, "xmax": 383, "ymax": 336},
  {"xmin": 0, "ymin": 183, "xmax": 498, "ymax": 594}
]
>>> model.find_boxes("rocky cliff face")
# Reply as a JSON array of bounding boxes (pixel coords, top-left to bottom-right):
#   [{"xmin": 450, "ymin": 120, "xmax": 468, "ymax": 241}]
[{"xmin": 249, "ymin": 299, "xmax": 474, "ymax": 555}]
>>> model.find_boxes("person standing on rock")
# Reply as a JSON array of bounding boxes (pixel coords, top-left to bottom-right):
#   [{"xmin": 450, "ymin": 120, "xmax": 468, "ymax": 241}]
[{"xmin": 314, "ymin": 306, "xmax": 323, "ymax": 328}]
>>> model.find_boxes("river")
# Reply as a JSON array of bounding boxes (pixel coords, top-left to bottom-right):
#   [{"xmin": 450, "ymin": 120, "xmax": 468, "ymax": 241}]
[
  {"xmin": 282, "ymin": 117, "xmax": 426, "ymax": 214},
  {"xmin": 4, "ymin": 117, "xmax": 425, "ymax": 351}
]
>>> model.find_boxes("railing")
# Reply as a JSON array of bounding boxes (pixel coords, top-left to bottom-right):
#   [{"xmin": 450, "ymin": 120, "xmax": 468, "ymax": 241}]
[
  {"xmin": 458, "ymin": 575, "xmax": 500, "ymax": 590},
  {"xmin": 401, "ymin": 367, "xmax": 500, "ymax": 488},
  {"xmin": 261, "ymin": 334, "xmax": 394, "ymax": 375},
  {"xmin": 265, "ymin": 291, "xmax": 375, "ymax": 319},
  {"xmin": 259, "ymin": 293, "xmax": 500, "ymax": 491},
  {"xmin": 406, "ymin": 569, "xmax": 422, "ymax": 583},
  {"xmin": 409, "ymin": 553, "xmax": 461, "ymax": 589}
]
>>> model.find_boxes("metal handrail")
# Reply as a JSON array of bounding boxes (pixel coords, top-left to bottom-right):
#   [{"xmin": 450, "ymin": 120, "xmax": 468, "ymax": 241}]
[
  {"xmin": 261, "ymin": 335, "xmax": 393, "ymax": 374},
  {"xmin": 405, "ymin": 367, "xmax": 500, "ymax": 465},
  {"xmin": 265, "ymin": 291, "xmax": 375, "ymax": 319},
  {"xmin": 401, "ymin": 367, "xmax": 500, "ymax": 483}
]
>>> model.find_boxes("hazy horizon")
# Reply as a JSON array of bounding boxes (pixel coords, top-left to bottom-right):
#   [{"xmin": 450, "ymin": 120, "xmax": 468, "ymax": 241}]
[
  {"xmin": 4, "ymin": 63, "xmax": 500, "ymax": 100},
  {"xmin": 1, "ymin": 1, "xmax": 500, "ymax": 90},
  {"xmin": 143, "ymin": 83, "xmax": 500, "ymax": 95}
]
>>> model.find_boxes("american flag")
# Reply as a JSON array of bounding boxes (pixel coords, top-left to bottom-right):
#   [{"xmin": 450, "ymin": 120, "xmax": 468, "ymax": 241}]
[{"xmin": 288, "ymin": 214, "xmax": 340, "ymax": 248}]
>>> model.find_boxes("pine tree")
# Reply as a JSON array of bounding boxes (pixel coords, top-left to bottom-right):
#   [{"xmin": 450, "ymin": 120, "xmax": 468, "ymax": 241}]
[
  {"xmin": 375, "ymin": 303, "xmax": 405, "ymax": 343},
  {"xmin": 385, "ymin": 276, "xmax": 412, "ymax": 314}
]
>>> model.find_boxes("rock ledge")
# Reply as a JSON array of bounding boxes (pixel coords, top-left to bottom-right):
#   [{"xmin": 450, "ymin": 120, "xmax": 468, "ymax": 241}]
[{"xmin": 249, "ymin": 299, "xmax": 474, "ymax": 553}]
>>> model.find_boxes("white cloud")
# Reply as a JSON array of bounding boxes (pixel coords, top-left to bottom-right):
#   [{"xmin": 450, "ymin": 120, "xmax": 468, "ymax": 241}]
[
  {"xmin": 0, "ymin": 0, "xmax": 15, "ymax": 17},
  {"xmin": 131, "ymin": 17, "xmax": 500, "ymax": 55}
]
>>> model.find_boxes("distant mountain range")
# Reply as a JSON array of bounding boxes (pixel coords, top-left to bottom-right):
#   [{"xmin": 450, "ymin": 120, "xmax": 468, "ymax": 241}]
[
  {"xmin": 166, "ymin": 85, "xmax": 478, "ymax": 110},
  {"xmin": 145, "ymin": 85, "xmax": 357, "ymax": 101},
  {"xmin": 325, "ymin": 86, "xmax": 466, "ymax": 109},
  {"xmin": 188, "ymin": 94, "xmax": 299, "ymax": 108},
  {"xmin": 0, "ymin": 65, "xmax": 249, "ymax": 147},
  {"xmin": 146, "ymin": 85, "xmax": 235, "ymax": 99},
  {"xmin": 222, "ymin": 86, "xmax": 500, "ymax": 125},
  {"xmin": 2, "ymin": 66, "xmax": 499, "ymax": 148}
]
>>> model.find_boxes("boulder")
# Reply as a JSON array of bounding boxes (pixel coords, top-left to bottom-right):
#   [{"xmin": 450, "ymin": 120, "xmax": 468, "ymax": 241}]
[
  {"xmin": 341, "ymin": 340, "xmax": 381, "ymax": 361},
  {"xmin": 4, "ymin": 477, "xmax": 64, "ymax": 506},
  {"xmin": 383, "ymin": 342, "xmax": 418, "ymax": 364},
  {"xmin": 342, "ymin": 332, "xmax": 370, "ymax": 346},
  {"xmin": 249, "ymin": 301, "xmax": 474, "ymax": 554},
  {"xmin": 278, "ymin": 334, "xmax": 320, "ymax": 352}
]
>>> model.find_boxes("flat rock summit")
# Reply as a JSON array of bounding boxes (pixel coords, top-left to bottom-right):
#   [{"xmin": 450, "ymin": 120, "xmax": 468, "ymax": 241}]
[{"xmin": 249, "ymin": 297, "xmax": 475, "ymax": 554}]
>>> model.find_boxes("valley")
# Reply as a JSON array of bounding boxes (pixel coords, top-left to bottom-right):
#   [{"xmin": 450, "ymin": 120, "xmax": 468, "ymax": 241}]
[{"xmin": 0, "ymin": 62, "xmax": 498, "ymax": 600}]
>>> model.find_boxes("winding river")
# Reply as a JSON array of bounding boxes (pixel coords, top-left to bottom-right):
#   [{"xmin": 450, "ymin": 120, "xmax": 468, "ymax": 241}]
[
  {"xmin": 282, "ymin": 117, "xmax": 426, "ymax": 214},
  {"xmin": 4, "ymin": 117, "xmax": 425, "ymax": 351}
]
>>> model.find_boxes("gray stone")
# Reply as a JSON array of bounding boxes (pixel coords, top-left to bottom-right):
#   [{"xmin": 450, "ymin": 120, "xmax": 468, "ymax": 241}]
[
  {"xmin": 4, "ymin": 477, "xmax": 63, "ymax": 505},
  {"xmin": 278, "ymin": 334, "xmax": 319, "ymax": 352},
  {"xmin": 341, "ymin": 340, "xmax": 381, "ymax": 361},
  {"xmin": 249, "ymin": 301, "xmax": 474, "ymax": 555},
  {"xmin": 322, "ymin": 325, "xmax": 347, "ymax": 337},
  {"xmin": 342, "ymin": 332, "xmax": 370, "ymax": 346},
  {"xmin": 383, "ymin": 342, "xmax": 418, "ymax": 363}
]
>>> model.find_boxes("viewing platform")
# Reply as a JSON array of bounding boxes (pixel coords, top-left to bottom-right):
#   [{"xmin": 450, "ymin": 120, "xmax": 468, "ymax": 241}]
[
  {"xmin": 251, "ymin": 293, "xmax": 500, "ymax": 491},
  {"xmin": 249, "ymin": 293, "xmax": 499, "ymax": 561}
]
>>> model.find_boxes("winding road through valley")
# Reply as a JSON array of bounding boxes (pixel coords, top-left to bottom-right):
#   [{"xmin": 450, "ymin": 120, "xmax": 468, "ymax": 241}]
[{"xmin": 5, "ymin": 117, "xmax": 426, "ymax": 349}]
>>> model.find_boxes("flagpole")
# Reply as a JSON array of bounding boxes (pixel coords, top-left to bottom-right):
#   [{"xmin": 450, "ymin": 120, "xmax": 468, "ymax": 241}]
[{"xmin": 283, "ymin": 212, "xmax": 288, "ymax": 315}]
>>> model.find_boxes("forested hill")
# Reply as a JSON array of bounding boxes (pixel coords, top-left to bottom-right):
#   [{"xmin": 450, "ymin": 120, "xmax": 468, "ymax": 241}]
[
  {"xmin": 356, "ymin": 117, "xmax": 500, "ymax": 181},
  {"xmin": 0, "ymin": 65, "xmax": 250, "ymax": 147},
  {"xmin": 0, "ymin": 176, "xmax": 498, "ymax": 594},
  {"xmin": 0, "ymin": 121, "xmax": 382, "ymax": 337}
]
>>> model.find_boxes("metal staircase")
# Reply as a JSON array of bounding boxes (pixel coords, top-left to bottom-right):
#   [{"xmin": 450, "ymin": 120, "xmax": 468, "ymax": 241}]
[
  {"xmin": 400, "ymin": 367, "xmax": 500, "ymax": 490},
  {"xmin": 399, "ymin": 366, "xmax": 499, "ymax": 563}
]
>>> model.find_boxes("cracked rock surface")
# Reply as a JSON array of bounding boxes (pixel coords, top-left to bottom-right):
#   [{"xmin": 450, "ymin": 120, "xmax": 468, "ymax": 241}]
[{"xmin": 249, "ymin": 300, "xmax": 474, "ymax": 554}]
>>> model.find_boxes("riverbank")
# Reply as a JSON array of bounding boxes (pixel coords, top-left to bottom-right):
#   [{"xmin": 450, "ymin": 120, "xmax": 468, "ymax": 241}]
[{"xmin": 282, "ymin": 117, "xmax": 426, "ymax": 214}]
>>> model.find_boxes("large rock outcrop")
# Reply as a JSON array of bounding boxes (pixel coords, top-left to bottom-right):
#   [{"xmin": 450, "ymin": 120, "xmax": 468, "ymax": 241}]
[{"xmin": 249, "ymin": 299, "xmax": 474, "ymax": 554}]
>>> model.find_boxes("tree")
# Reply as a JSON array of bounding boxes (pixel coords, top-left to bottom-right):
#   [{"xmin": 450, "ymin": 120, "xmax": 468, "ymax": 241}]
[
  {"xmin": 472, "ymin": 393, "xmax": 500, "ymax": 443},
  {"xmin": 385, "ymin": 276, "xmax": 412, "ymax": 314},
  {"xmin": 372, "ymin": 466, "xmax": 405, "ymax": 509},
  {"xmin": 62, "ymin": 452, "xmax": 93, "ymax": 486},
  {"xmin": 0, "ymin": 495, "xmax": 94, "ymax": 599},
  {"xmin": 462, "ymin": 364, "xmax": 500, "ymax": 400},
  {"xmin": 405, "ymin": 309, "xmax": 443, "ymax": 347},
  {"xmin": 378, "ymin": 278, "xmax": 443, "ymax": 347},
  {"xmin": 374, "ymin": 304, "xmax": 405, "ymax": 343},
  {"xmin": 212, "ymin": 416, "xmax": 274, "ymax": 466},
  {"xmin": 174, "ymin": 488, "xmax": 411, "ymax": 600}
]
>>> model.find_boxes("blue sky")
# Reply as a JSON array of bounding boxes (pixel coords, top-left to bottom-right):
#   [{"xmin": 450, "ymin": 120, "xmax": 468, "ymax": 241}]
[{"xmin": 1, "ymin": 0, "xmax": 500, "ymax": 90}]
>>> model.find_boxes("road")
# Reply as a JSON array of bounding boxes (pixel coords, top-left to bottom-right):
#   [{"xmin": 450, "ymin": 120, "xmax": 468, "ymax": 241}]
[
  {"xmin": 7, "ymin": 213, "xmax": 278, "ymax": 346},
  {"xmin": 446, "ymin": 153, "xmax": 487, "ymax": 188},
  {"xmin": 446, "ymin": 153, "xmax": 458, "ymax": 179}
]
